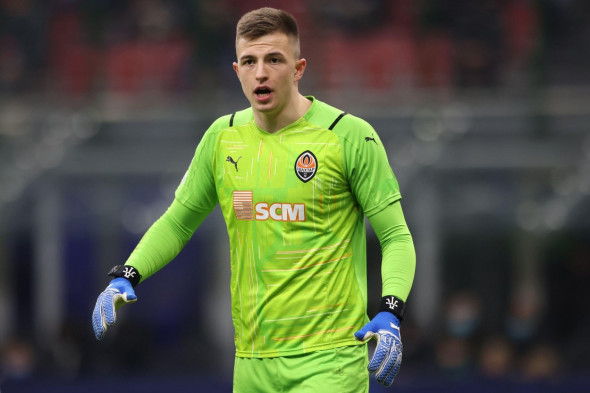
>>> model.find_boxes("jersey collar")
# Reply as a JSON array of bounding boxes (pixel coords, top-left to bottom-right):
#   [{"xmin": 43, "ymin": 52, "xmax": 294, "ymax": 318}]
[{"xmin": 253, "ymin": 96, "xmax": 318, "ymax": 135}]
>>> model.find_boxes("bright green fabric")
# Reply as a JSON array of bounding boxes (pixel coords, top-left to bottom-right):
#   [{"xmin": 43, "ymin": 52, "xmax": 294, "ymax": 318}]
[
  {"xmin": 367, "ymin": 201, "xmax": 416, "ymax": 301},
  {"xmin": 175, "ymin": 97, "xmax": 401, "ymax": 358},
  {"xmin": 125, "ymin": 96, "xmax": 409, "ymax": 358},
  {"xmin": 125, "ymin": 199, "xmax": 208, "ymax": 282},
  {"xmin": 233, "ymin": 345, "xmax": 369, "ymax": 393}
]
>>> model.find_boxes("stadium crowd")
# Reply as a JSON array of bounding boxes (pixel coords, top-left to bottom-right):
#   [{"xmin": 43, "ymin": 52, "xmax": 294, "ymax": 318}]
[{"xmin": 0, "ymin": 0, "xmax": 558, "ymax": 97}]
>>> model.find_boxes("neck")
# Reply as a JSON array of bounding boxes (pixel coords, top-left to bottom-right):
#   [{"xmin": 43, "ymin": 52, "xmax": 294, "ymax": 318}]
[{"xmin": 254, "ymin": 94, "xmax": 311, "ymax": 133}]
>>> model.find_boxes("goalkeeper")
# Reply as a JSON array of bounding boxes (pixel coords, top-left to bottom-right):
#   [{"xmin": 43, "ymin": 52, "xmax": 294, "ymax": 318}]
[{"xmin": 92, "ymin": 7, "xmax": 415, "ymax": 392}]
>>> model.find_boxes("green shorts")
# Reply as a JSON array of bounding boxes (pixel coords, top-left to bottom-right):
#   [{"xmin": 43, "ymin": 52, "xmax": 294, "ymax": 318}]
[{"xmin": 233, "ymin": 344, "xmax": 369, "ymax": 393}]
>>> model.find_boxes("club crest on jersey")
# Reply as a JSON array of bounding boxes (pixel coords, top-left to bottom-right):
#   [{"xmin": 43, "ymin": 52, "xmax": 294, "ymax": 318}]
[{"xmin": 294, "ymin": 150, "xmax": 317, "ymax": 183}]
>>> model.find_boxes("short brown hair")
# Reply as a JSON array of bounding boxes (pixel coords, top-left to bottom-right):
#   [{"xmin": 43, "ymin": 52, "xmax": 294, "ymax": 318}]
[{"xmin": 236, "ymin": 7, "xmax": 300, "ymax": 56}]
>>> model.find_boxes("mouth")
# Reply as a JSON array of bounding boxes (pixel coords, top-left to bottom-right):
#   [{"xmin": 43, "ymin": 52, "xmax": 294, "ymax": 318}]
[{"xmin": 254, "ymin": 86, "xmax": 272, "ymax": 100}]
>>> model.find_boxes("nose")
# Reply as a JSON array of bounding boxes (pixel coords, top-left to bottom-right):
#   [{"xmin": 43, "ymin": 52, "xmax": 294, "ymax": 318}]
[{"xmin": 255, "ymin": 62, "xmax": 268, "ymax": 81}]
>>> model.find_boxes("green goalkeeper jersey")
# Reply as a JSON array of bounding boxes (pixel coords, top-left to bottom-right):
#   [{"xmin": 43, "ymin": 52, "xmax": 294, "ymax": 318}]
[{"xmin": 175, "ymin": 97, "xmax": 401, "ymax": 358}]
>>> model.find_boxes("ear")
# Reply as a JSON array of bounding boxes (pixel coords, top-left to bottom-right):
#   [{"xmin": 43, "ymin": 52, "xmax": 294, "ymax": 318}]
[
  {"xmin": 294, "ymin": 58, "xmax": 306, "ymax": 82},
  {"xmin": 233, "ymin": 62, "xmax": 239, "ymax": 78}
]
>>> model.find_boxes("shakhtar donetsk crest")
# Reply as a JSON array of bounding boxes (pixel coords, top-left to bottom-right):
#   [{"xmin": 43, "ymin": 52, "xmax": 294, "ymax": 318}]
[{"xmin": 294, "ymin": 150, "xmax": 318, "ymax": 183}]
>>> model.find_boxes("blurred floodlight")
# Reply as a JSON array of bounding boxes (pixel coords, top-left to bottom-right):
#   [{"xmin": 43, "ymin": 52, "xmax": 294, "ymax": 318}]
[
  {"xmin": 550, "ymin": 170, "xmax": 577, "ymax": 197},
  {"xmin": 442, "ymin": 104, "xmax": 471, "ymax": 136},
  {"xmin": 516, "ymin": 201, "xmax": 541, "ymax": 231},
  {"xmin": 543, "ymin": 200, "xmax": 568, "ymax": 230},
  {"xmin": 413, "ymin": 108, "xmax": 444, "ymax": 142},
  {"xmin": 44, "ymin": 115, "xmax": 73, "ymax": 145},
  {"xmin": 0, "ymin": 103, "xmax": 31, "ymax": 136}
]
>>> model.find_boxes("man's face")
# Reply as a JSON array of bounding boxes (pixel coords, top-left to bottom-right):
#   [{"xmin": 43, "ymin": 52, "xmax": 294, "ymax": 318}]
[{"xmin": 233, "ymin": 32, "xmax": 305, "ymax": 117}]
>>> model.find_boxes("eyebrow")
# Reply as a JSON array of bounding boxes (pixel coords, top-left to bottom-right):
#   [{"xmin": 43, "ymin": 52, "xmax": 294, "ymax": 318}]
[
  {"xmin": 265, "ymin": 51, "xmax": 286, "ymax": 58},
  {"xmin": 239, "ymin": 51, "xmax": 286, "ymax": 62}
]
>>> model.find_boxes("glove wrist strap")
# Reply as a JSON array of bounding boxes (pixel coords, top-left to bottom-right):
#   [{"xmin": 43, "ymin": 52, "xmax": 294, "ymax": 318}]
[
  {"xmin": 108, "ymin": 265, "xmax": 142, "ymax": 287},
  {"xmin": 379, "ymin": 295, "xmax": 406, "ymax": 321}
]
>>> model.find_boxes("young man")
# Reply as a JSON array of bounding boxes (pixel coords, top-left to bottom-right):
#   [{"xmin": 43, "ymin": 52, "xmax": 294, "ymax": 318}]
[{"xmin": 92, "ymin": 7, "xmax": 415, "ymax": 392}]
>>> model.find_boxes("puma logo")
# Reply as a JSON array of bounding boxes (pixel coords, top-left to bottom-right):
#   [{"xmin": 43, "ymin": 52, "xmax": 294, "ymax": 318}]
[
  {"xmin": 226, "ymin": 155, "xmax": 242, "ymax": 172},
  {"xmin": 365, "ymin": 136, "xmax": 377, "ymax": 144}
]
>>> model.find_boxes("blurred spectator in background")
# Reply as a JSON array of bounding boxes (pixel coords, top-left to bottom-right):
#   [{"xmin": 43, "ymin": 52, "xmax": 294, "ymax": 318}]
[
  {"xmin": 506, "ymin": 284, "xmax": 542, "ymax": 345},
  {"xmin": 545, "ymin": 236, "xmax": 590, "ymax": 374},
  {"xmin": 46, "ymin": 0, "xmax": 98, "ymax": 96},
  {"xmin": 104, "ymin": 0, "xmax": 191, "ymax": 94},
  {"xmin": 0, "ymin": 0, "xmax": 47, "ymax": 93},
  {"xmin": 435, "ymin": 335, "xmax": 473, "ymax": 380},
  {"xmin": 520, "ymin": 343, "xmax": 561, "ymax": 382},
  {"xmin": 185, "ymin": 0, "xmax": 235, "ymax": 92},
  {"xmin": 477, "ymin": 336, "xmax": 514, "ymax": 380},
  {"xmin": 0, "ymin": 0, "xmax": 556, "ymax": 96},
  {"xmin": 501, "ymin": 0, "xmax": 538, "ymax": 85},
  {"xmin": 312, "ymin": 0, "xmax": 417, "ymax": 92},
  {"xmin": 0, "ymin": 337, "xmax": 37, "ymax": 382},
  {"xmin": 310, "ymin": 0, "xmax": 389, "ymax": 33},
  {"xmin": 444, "ymin": 291, "xmax": 482, "ymax": 339},
  {"xmin": 418, "ymin": 0, "xmax": 503, "ymax": 88},
  {"xmin": 434, "ymin": 291, "xmax": 481, "ymax": 380}
]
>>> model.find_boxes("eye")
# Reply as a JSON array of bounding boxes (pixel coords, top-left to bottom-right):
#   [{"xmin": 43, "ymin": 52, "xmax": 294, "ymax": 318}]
[
  {"xmin": 242, "ymin": 58, "xmax": 255, "ymax": 66},
  {"xmin": 270, "ymin": 57, "xmax": 281, "ymax": 64}
]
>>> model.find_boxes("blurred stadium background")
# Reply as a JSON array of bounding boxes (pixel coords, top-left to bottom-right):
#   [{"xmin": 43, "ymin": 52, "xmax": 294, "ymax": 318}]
[{"xmin": 1, "ymin": 0, "xmax": 589, "ymax": 392}]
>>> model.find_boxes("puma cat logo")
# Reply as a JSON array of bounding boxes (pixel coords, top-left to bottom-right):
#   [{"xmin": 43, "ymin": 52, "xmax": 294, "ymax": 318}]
[{"xmin": 226, "ymin": 156, "xmax": 242, "ymax": 172}]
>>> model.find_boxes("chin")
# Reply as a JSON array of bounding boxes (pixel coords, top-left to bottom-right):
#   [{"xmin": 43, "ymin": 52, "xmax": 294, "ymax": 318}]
[{"xmin": 252, "ymin": 102, "xmax": 276, "ymax": 113}]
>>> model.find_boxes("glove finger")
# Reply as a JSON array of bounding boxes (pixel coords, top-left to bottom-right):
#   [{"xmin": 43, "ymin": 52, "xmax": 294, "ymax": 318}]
[
  {"xmin": 384, "ymin": 349, "xmax": 403, "ymax": 387},
  {"xmin": 354, "ymin": 326, "xmax": 374, "ymax": 342},
  {"xmin": 108, "ymin": 282, "xmax": 137, "ymax": 302},
  {"xmin": 354, "ymin": 329, "xmax": 366, "ymax": 341},
  {"xmin": 92, "ymin": 292, "xmax": 108, "ymax": 340},
  {"xmin": 374, "ymin": 352, "xmax": 394, "ymax": 383},
  {"xmin": 368, "ymin": 331, "xmax": 394, "ymax": 373},
  {"xmin": 125, "ymin": 288, "xmax": 137, "ymax": 302},
  {"xmin": 114, "ymin": 292, "xmax": 137, "ymax": 310},
  {"xmin": 376, "ymin": 339, "xmax": 402, "ymax": 385},
  {"xmin": 101, "ymin": 289, "xmax": 117, "ymax": 326}
]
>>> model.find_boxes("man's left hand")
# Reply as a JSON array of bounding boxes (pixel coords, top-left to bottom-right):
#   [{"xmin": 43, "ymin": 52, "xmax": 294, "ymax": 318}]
[{"xmin": 354, "ymin": 311, "xmax": 403, "ymax": 387}]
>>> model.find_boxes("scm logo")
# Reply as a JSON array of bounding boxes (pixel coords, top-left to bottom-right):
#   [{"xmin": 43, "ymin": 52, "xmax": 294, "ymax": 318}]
[{"xmin": 255, "ymin": 203, "xmax": 306, "ymax": 221}]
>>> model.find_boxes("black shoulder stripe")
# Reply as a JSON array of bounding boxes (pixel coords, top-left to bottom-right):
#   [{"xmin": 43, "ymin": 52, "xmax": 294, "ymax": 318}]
[
  {"xmin": 229, "ymin": 112, "xmax": 236, "ymax": 127},
  {"xmin": 328, "ymin": 112, "xmax": 347, "ymax": 130}
]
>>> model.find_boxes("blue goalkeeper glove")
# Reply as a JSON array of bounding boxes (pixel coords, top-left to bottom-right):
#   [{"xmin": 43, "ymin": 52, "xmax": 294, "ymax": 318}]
[
  {"xmin": 92, "ymin": 277, "xmax": 137, "ymax": 340},
  {"xmin": 354, "ymin": 311, "xmax": 403, "ymax": 387}
]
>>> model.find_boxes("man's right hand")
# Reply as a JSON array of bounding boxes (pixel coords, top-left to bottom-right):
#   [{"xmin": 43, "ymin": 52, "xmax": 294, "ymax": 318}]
[{"xmin": 92, "ymin": 277, "xmax": 137, "ymax": 340}]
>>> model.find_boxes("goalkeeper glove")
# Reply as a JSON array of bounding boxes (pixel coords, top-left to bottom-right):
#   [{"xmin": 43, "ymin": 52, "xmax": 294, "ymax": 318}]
[
  {"xmin": 92, "ymin": 265, "xmax": 141, "ymax": 340},
  {"xmin": 354, "ymin": 296, "xmax": 405, "ymax": 387}
]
